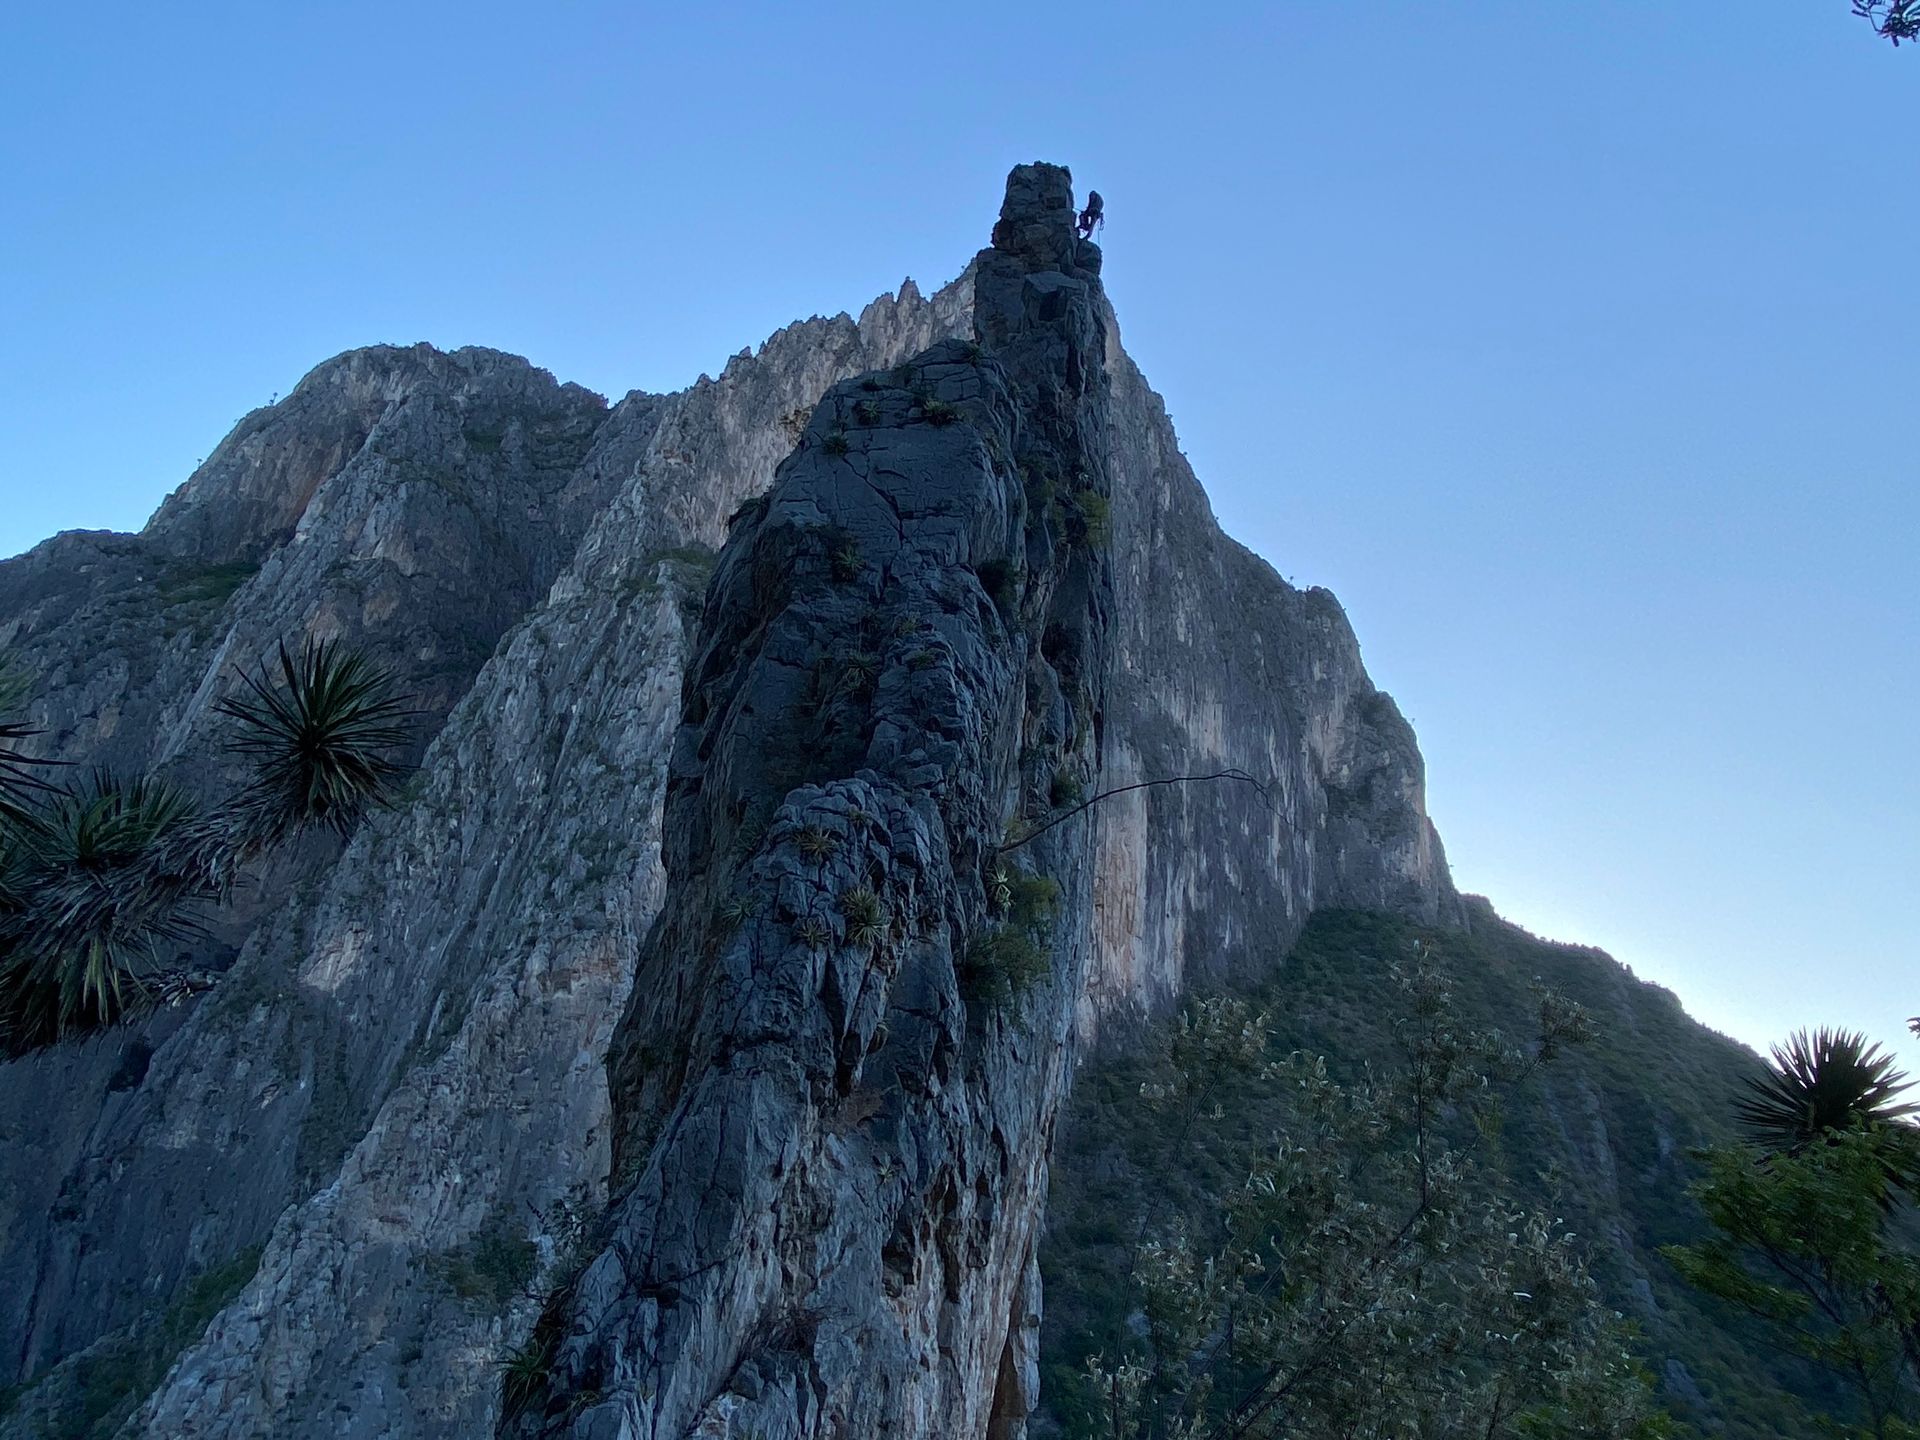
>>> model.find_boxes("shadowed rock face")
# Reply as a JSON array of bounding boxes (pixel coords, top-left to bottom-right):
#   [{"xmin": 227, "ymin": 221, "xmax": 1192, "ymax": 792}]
[
  {"xmin": 0, "ymin": 166, "xmax": 1454, "ymax": 1438},
  {"xmin": 514, "ymin": 160, "xmax": 1114, "ymax": 1439}
]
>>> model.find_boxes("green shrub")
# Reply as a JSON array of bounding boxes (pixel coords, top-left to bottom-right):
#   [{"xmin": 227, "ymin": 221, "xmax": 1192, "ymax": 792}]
[
  {"xmin": 428, "ymin": 1222, "xmax": 538, "ymax": 1310},
  {"xmin": 154, "ymin": 560, "xmax": 260, "ymax": 609},
  {"xmin": 964, "ymin": 869, "xmax": 1060, "ymax": 1007},
  {"xmin": 1050, "ymin": 768, "xmax": 1085, "ymax": 808},
  {"xmin": 1067, "ymin": 487, "xmax": 1111, "ymax": 547}
]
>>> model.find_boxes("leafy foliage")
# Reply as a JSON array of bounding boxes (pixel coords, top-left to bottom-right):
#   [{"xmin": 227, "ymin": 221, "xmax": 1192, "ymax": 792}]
[
  {"xmin": 0, "ymin": 771, "xmax": 205, "ymax": 1052},
  {"xmin": 1068, "ymin": 949, "xmax": 1667, "ymax": 1440},
  {"xmin": 1043, "ymin": 907, "xmax": 1845, "ymax": 1439},
  {"xmin": 1664, "ymin": 1127, "xmax": 1920, "ymax": 1437},
  {"xmin": 0, "ymin": 659, "xmax": 63, "ymax": 836},
  {"xmin": 1854, "ymin": 0, "xmax": 1920, "ymax": 45},
  {"xmin": 963, "ymin": 867, "xmax": 1060, "ymax": 1007},
  {"xmin": 839, "ymin": 887, "xmax": 887, "ymax": 949}
]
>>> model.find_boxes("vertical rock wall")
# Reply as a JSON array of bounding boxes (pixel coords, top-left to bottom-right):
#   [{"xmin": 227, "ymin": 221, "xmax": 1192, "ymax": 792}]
[
  {"xmin": 518, "ymin": 162, "xmax": 1114, "ymax": 1440},
  {"xmin": 0, "ymin": 163, "xmax": 1458, "ymax": 1438}
]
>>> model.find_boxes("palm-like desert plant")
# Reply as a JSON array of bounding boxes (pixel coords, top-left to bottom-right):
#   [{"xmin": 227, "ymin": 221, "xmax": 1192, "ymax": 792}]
[
  {"xmin": 0, "ymin": 661, "xmax": 64, "ymax": 836},
  {"xmin": 217, "ymin": 639, "xmax": 414, "ymax": 843},
  {"xmin": 1735, "ymin": 1027, "xmax": 1920, "ymax": 1154},
  {"xmin": 0, "ymin": 639, "xmax": 414, "ymax": 1056},
  {"xmin": 0, "ymin": 771, "xmax": 204, "ymax": 1052}
]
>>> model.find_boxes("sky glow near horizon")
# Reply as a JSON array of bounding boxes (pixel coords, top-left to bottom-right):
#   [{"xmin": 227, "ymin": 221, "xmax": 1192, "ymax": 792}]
[{"xmin": 2, "ymin": 3, "xmax": 1914, "ymax": 1071}]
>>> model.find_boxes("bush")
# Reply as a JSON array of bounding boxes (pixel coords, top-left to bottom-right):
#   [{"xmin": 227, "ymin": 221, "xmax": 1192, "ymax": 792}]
[{"xmin": 963, "ymin": 869, "xmax": 1061, "ymax": 1007}]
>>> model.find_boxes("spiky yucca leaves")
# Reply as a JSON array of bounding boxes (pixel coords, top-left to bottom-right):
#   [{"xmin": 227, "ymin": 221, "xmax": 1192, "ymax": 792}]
[
  {"xmin": 0, "ymin": 771, "xmax": 209, "ymax": 1054},
  {"xmin": 217, "ymin": 639, "xmax": 413, "ymax": 844},
  {"xmin": 0, "ymin": 640, "xmax": 414, "ymax": 1057},
  {"xmin": 1736, "ymin": 1028, "xmax": 1920, "ymax": 1154},
  {"xmin": 0, "ymin": 659, "xmax": 64, "ymax": 836}
]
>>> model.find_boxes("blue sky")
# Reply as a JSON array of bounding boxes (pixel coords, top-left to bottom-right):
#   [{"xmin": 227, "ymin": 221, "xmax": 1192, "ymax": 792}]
[{"xmin": 3, "ymin": 3, "xmax": 1914, "ymax": 1069}]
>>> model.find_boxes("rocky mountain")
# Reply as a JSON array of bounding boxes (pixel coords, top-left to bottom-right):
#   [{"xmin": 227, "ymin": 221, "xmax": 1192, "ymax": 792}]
[{"xmin": 0, "ymin": 165, "xmax": 1787, "ymax": 1437}]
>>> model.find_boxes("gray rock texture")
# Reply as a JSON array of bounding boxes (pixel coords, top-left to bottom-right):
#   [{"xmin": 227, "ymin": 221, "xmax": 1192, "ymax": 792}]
[
  {"xmin": 0, "ymin": 166, "xmax": 1454, "ymax": 1438},
  {"xmin": 513, "ymin": 160, "xmax": 1115, "ymax": 1439}
]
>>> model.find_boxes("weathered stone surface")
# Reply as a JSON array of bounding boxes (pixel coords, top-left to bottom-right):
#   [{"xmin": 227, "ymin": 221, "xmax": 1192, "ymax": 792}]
[
  {"xmin": 1085, "ymin": 319, "xmax": 1458, "ymax": 1028},
  {"xmin": 0, "ymin": 164, "xmax": 1456, "ymax": 1439},
  {"xmin": 515, "ymin": 160, "xmax": 1114, "ymax": 1439}
]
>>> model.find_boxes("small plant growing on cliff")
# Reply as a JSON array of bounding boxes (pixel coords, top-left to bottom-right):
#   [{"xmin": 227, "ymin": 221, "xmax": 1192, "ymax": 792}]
[
  {"xmin": 963, "ymin": 868, "xmax": 1061, "ymax": 1008},
  {"xmin": 822, "ymin": 430, "xmax": 850, "ymax": 457},
  {"xmin": 854, "ymin": 399, "xmax": 880, "ymax": 425},
  {"xmin": 795, "ymin": 827, "xmax": 839, "ymax": 861},
  {"xmin": 716, "ymin": 890, "xmax": 764, "ymax": 932},
  {"xmin": 839, "ymin": 651, "xmax": 878, "ymax": 697},
  {"xmin": 1067, "ymin": 487, "xmax": 1111, "ymax": 547},
  {"xmin": 793, "ymin": 915, "xmax": 832, "ymax": 950},
  {"xmin": 1049, "ymin": 768, "xmax": 1085, "ymax": 809},
  {"xmin": 839, "ymin": 887, "xmax": 887, "ymax": 949},
  {"xmin": 923, "ymin": 398, "xmax": 959, "ymax": 427},
  {"xmin": 778, "ymin": 406, "xmax": 810, "ymax": 443},
  {"xmin": 498, "ymin": 1331, "xmax": 556, "ymax": 1423},
  {"xmin": 830, "ymin": 539, "xmax": 862, "ymax": 583}
]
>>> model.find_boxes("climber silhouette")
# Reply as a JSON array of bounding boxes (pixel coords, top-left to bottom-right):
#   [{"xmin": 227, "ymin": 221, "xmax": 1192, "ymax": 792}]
[{"xmin": 1076, "ymin": 190, "xmax": 1104, "ymax": 240}]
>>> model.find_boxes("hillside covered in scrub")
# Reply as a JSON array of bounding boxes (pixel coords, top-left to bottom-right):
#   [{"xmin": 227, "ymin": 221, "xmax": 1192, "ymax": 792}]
[{"xmin": 0, "ymin": 165, "xmax": 1833, "ymax": 1438}]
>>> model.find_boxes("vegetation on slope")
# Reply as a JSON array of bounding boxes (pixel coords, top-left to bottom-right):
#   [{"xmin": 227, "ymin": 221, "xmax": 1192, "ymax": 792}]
[{"xmin": 1038, "ymin": 904, "xmax": 1854, "ymax": 1438}]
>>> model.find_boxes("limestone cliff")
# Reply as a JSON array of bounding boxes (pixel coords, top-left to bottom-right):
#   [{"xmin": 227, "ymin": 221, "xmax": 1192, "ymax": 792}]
[{"xmin": 0, "ymin": 166, "xmax": 1454, "ymax": 1438}]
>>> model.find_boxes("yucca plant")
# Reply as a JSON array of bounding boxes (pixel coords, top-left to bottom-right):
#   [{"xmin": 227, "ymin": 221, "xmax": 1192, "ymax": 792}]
[
  {"xmin": 217, "ymin": 639, "xmax": 414, "ymax": 844},
  {"xmin": 1736, "ymin": 1027, "xmax": 1920, "ymax": 1154},
  {"xmin": 0, "ymin": 660, "xmax": 64, "ymax": 836},
  {"xmin": 0, "ymin": 638, "xmax": 414, "ymax": 1057},
  {"xmin": 0, "ymin": 771, "xmax": 206, "ymax": 1053}
]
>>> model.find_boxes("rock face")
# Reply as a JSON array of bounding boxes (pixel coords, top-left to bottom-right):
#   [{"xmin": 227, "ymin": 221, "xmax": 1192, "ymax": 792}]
[
  {"xmin": 516, "ymin": 160, "xmax": 1115, "ymax": 1438},
  {"xmin": 0, "ymin": 166, "xmax": 1454, "ymax": 1437}
]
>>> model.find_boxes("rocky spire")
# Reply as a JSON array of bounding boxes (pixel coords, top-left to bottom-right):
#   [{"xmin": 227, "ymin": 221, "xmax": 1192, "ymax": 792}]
[{"xmin": 514, "ymin": 161, "xmax": 1115, "ymax": 1439}]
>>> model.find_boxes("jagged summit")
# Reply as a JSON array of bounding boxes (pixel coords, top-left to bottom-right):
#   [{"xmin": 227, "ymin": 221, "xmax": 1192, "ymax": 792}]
[{"xmin": 1, "ymin": 165, "xmax": 1470, "ymax": 1438}]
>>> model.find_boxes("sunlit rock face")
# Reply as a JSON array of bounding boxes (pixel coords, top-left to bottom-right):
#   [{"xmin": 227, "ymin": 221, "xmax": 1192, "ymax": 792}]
[{"xmin": 0, "ymin": 165, "xmax": 1450, "ymax": 1438}]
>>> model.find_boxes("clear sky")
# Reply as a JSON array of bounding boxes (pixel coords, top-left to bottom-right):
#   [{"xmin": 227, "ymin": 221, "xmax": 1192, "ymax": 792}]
[{"xmin": 3, "ymin": 3, "xmax": 1914, "ymax": 1070}]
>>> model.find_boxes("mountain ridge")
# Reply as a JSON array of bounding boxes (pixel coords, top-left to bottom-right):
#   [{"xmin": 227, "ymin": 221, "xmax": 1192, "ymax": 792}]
[{"xmin": 0, "ymin": 164, "xmax": 1776, "ymax": 1438}]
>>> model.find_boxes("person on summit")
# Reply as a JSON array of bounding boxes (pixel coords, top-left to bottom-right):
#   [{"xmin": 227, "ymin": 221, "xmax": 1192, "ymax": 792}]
[{"xmin": 1076, "ymin": 190, "xmax": 1104, "ymax": 239}]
